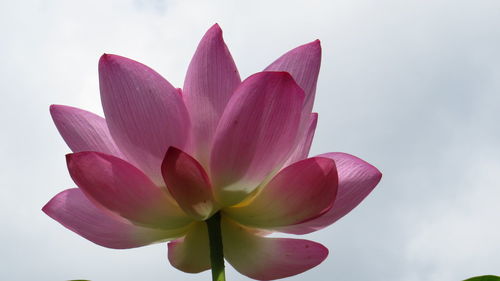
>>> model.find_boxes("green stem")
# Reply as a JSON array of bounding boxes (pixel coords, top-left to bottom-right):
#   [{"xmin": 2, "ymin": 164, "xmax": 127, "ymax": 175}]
[{"xmin": 205, "ymin": 212, "xmax": 226, "ymax": 281}]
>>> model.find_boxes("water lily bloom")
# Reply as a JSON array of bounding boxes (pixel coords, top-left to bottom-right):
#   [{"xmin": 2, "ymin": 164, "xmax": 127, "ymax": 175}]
[{"xmin": 44, "ymin": 24, "xmax": 382, "ymax": 280}]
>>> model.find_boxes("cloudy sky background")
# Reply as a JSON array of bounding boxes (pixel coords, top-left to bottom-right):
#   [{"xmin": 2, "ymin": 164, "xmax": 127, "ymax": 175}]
[{"xmin": 1, "ymin": 0, "xmax": 499, "ymax": 280}]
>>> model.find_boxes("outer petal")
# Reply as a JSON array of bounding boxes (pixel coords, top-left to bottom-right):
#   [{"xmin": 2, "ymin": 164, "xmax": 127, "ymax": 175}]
[
  {"xmin": 264, "ymin": 40, "xmax": 321, "ymax": 117},
  {"xmin": 161, "ymin": 147, "xmax": 216, "ymax": 220},
  {"xmin": 222, "ymin": 218, "xmax": 328, "ymax": 280},
  {"xmin": 50, "ymin": 105, "xmax": 124, "ymax": 158},
  {"xmin": 210, "ymin": 72, "xmax": 304, "ymax": 206},
  {"xmin": 284, "ymin": 113, "xmax": 318, "ymax": 165},
  {"xmin": 183, "ymin": 24, "xmax": 241, "ymax": 166},
  {"xmin": 276, "ymin": 152, "xmax": 382, "ymax": 234},
  {"xmin": 43, "ymin": 189, "xmax": 188, "ymax": 249},
  {"xmin": 99, "ymin": 54, "xmax": 190, "ymax": 184},
  {"xmin": 226, "ymin": 157, "xmax": 338, "ymax": 229},
  {"xmin": 67, "ymin": 151, "xmax": 191, "ymax": 229},
  {"xmin": 167, "ymin": 222, "xmax": 210, "ymax": 273},
  {"xmin": 266, "ymin": 41, "xmax": 322, "ymax": 171}
]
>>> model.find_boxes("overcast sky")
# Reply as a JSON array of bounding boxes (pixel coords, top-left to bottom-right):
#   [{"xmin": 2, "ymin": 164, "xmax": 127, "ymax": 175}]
[{"xmin": 1, "ymin": 0, "xmax": 499, "ymax": 280}]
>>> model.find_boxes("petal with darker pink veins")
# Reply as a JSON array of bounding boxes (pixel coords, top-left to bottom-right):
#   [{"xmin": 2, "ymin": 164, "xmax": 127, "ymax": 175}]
[
  {"xmin": 67, "ymin": 151, "xmax": 191, "ymax": 230},
  {"xmin": 99, "ymin": 54, "xmax": 190, "ymax": 184},
  {"xmin": 222, "ymin": 218, "xmax": 328, "ymax": 280},
  {"xmin": 264, "ymin": 40, "xmax": 321, "ymax": 117},
  {"xmin": 210, "ymin": 71, "xmax": 304, "ymax": 206},
  {"xmin": 183, "ymin": 24, "xmax": 241, "ymax": 166},
  {"xmin": 226, "ymin": 157, "xmax": 337, "ymax": 229},
  {"xmin": 43, "ymin": 189, "xmax": 188, "ymax": 249},
  {"xmin": 50, "ymin": 105, "xmax": 124, "ymax": 159},
  {"xmin": 162, "ymin": 147, "xmax": 216, "ymax": 220},
  {"xmin": 265, "ymin": 41, "xmax": 322, "ymax": 172},
  {"xmin": 276, "ymin": 152, "xmax": 382, "ymax": 234}
]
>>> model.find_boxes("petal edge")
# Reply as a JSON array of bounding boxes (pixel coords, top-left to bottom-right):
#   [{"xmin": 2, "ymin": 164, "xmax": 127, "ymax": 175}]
[
  {"xmin": 226, "ymin": 157, "xmax": 338, "ymax": 229},
  {"xmin": 67, "ymin": 151, "xmax": 191, "ymax": 229},
  {"xmin": 183, "ymin": 24, "xmax": 241, "ymax": 166},
  {"xmin": 222, "ymin": 218, "xmax": 328, "ymax": 280},
  {"xmin": 43, "ymin": 189, "xmax": 187, "ymax": 249},
  {"xmin": 50, "ymin": 104, "xmax": 124, "ymax": 158},
  {"xmin": 275, "ymin": 152, "xmax": 382, "ymax": 234}
]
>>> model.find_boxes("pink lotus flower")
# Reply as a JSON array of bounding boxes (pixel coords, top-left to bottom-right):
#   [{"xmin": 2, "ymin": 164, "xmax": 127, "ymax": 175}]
[{"xmin": 43, "ymin": 24, "xmax": 381, "ymax": 280}]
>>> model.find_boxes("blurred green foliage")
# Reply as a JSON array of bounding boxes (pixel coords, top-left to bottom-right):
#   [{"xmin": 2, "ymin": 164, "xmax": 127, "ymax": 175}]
[{"xmin": 464, "ymin": 276, "xmax": 500, "ymax": 281}]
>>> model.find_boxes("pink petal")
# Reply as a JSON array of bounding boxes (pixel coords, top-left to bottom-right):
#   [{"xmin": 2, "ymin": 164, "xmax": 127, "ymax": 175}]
[
  {"xmin": 99, "ymin": 54, "xmax": 190, "ymax": 184},
  {"xmin": 264, "ymin": 40, "xmax": 321, "ymax": 117},
  {"xmin": 210, "ymin": 71, "xmax": 304, "ymax": 206},
  {"xmin": 265, "ymin": 41, "xmax": 322, "ymax": 170},
  {"xmin": 183, "ymin": 24, "xmax": 241, "ymax": 166},
  {"xmin": 284, "ymin": 113, "xmax": 318, "ymax": 165},
  {"xmin": 43, "ymin": 189, "xmax": 188, "ymax": 249},
  {"xmin": 50, "ymin": 105, "xmax": 124, "ymax": 158},
  {"xmin": 167, "ymin": 222, "xmax": 210, "ymax": 273},
  {"xmin": 161, "ymin": 147, "xmax": 216, "ymax": 220},
  {"xmin": 67, "ymin": 151, "xmax": 192, "ymax": 229},
  {"xmin": 226, "ymin": 157, "xmax": 337, "ymax": 229},
  {"xmin": 276, "ymin": 152, "xmax": 382, "ymax": 234},
  {"xmin": 222, "ymin": 218, "xmax": 328, "ymax": 280}
]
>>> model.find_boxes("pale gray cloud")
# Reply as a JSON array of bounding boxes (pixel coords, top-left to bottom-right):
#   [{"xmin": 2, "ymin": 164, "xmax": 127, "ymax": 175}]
[{"xmin": 1, "ymin": 0, "xmax": 499, "ymax": 280}]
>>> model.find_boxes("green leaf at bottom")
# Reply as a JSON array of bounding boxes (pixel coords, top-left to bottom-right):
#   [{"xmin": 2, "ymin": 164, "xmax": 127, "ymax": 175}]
[{"xmin": 464, "ymin": 275, "xmax": 500, "ymax": 281}]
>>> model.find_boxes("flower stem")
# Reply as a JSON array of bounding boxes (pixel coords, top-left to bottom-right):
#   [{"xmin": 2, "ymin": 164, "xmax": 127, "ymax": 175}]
[{"xmin": 205, "ymin": 212, "xmax": 226, "ymax": 281}]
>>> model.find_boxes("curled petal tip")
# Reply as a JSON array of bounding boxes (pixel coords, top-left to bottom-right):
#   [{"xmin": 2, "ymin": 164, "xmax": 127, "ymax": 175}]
[
  {"xmin": 205, "ymin": 23, "xmax": 223, "ymax": 38},
  {"xmin": 246, "ymin": 71, "xmax": 306, "ymax": 100},
  {"xmin": 49, "ymin": 104, "xmax": 79, "ymax": 115},
  {"xmin": 99, "ymin": 53, "xmax": 110, "ymax": 62},
  {"xmin": 65, "ymin": 151, "xmax": 97, "ymax": 165},
  {"xmin": 98, "ymin": 53, "xmax": 126, "ymax": 68},
  {"xmin": 49, "ymin": 104, "xmax": 73, "ymax": 114},
  {"xmin": 65, "ymin": 152, "xmax": 85, "ymax": 166},
  {"xmin": 304, "ymin": 39, "xmax": 321, "ymax": 50},
  {"xmin": 276, "ymin": 71, "xmax": 294, "ymax": 79},
  {"xmin": 164, "ymin": 146, "xmax": 182, "ymax": 159},
  {"xmin": 253, "ymin": 71, "xmax": 293, "ymax": 81},
  {"xmin": 302, "ymin": 40, "xmax": 322, "ymax": 56},
  {"xmin": 49, "ymin": 104, "xmax": 62, "ymax": 117},
  {"xmin": 290, "ymin": 39, "xmax": 321, "ymax": 52},
  {"xmin": 100, "ymin": 53, "xmax": 115, "ymax": 59},
  {"xmin": 375, "ymin": 169, "xmax": 383, "ymax": 182},
  {"xmin": 211, "ymin": 22, "xmax": 221, "ymax": 30},
  {"xmin": 65, "ymin": 153, "xmax": 74, "ymax": 164},
  {"xmin": 348, "ymin": 153, "xmax": 382, "ymax": 182},
  {"xmin": 41, "ymin": 201, "xmax": 51, "ymax": 215},
  {"xmin": 98, "ymin": 54, "xmax": 112, "ymax": 70}
]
